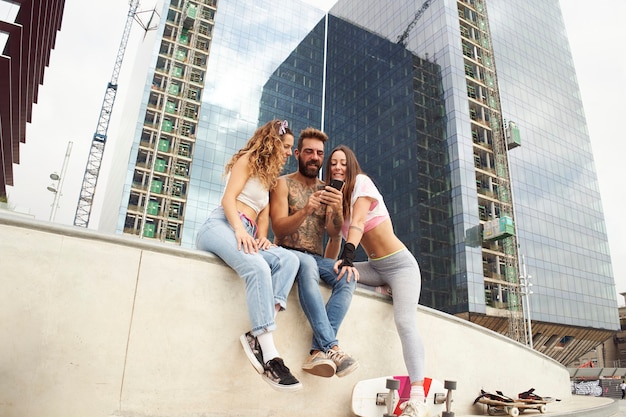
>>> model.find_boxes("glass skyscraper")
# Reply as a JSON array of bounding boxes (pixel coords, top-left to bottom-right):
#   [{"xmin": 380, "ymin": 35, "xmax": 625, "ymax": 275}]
[{"xmin": 100, "ymin": 0, "xmax": 618, "ymax": 365}]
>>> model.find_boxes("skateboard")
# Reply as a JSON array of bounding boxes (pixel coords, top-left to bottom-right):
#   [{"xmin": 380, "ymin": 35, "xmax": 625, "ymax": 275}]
[
  {"xmin": 351, "ymin": 375, "xmax": 456, "ymax": 417},
  {"xmin": 518, "ymin": 388, "xmax": 557, "ymax": 403},
  {"xmin": 474, "ymin": 397, "xmax": 547, "ymax": 416},
  {"xmin": 473, "ymin": 389, "xmax": 551, "ymax": 416}
]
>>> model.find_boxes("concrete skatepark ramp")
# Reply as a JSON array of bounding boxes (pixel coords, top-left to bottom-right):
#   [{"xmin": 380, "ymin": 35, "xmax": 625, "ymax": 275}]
[{"xmin": 0, "ymin": 213, "xmax": 614, "ymax": 416}]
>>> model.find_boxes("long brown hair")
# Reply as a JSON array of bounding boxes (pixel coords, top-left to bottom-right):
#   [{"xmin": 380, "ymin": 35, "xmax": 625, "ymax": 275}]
[
  {"xmin": 225, "ymin": 120, "xmax": 293, "ymax": 190},
  {"xmin": 325, "ymin": 145, "xmax": 363, "ymax": 219}
]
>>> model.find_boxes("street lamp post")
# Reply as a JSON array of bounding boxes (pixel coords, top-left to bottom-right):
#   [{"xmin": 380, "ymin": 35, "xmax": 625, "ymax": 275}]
[
  {"xmin": 519, "ymin": 255, "xmax": 534, "ymax": 349},
  {"xmin": 47, "ymin": 141, "xmax": 73, "ymax": 222}
]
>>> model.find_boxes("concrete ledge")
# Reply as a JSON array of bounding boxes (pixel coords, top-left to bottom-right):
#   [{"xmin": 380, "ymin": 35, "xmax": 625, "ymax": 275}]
[{"xmin": 0, "ymin": 211, "xmax": 613, "ymax": 417}]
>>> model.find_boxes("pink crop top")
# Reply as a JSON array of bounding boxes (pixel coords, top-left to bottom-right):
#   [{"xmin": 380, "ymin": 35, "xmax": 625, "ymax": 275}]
[
  {"xmin": 341, "ymin": 174, "xmax": 389, "ymax": 239},
  {"xmin": 224, "ymin": 173, "xmax": 269, "ymax": 215}
]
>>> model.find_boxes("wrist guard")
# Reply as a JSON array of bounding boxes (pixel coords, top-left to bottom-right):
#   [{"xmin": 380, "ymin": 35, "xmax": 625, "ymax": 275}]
[{"xmin": 339, "ymin": 242, "xmax": 356, "ymax": 268}]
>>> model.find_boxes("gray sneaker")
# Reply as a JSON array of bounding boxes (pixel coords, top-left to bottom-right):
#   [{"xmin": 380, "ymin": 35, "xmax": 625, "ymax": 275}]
[
  {"xmin": 326, "ymin": 348, "xmax": 359, "ymax": 377},
  {"xmin": 302, "ymin": 350, "xmax": 336, "ymax": 377}
]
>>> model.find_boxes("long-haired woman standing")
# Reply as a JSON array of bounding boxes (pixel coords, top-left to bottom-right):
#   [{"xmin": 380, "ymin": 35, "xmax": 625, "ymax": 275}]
[{"xmin": 325, "ymin": 145, "xmax": 427, "ymax": 416}]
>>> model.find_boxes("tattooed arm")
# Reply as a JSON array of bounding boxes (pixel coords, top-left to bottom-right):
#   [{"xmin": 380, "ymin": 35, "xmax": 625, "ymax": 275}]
[
  {"xmin": 323, "ymin": 186, "xmax": 344, "ymax": 259},
  {"xmin": 324, "ymin": 235, "xmax": 341, "ymax": 259},
  {"xmin": 324, "ymin": 185, "xmax": 344, "ymax": 237}
]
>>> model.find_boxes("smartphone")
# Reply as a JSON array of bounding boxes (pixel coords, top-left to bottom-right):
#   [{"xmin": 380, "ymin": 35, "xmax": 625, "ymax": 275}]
[{"xmin": 329, "ymin": 179, "xmax": 344, "ymax": 190}]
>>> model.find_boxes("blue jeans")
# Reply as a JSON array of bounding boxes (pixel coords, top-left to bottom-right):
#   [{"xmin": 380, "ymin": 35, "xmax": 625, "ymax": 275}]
[
  {"xmin": 196, "ymin": 207, "xmax": 299, "ymax": 337},
  {"xmin": 287, "ymin": 250, "xmax": 356, "ymax": 352}
]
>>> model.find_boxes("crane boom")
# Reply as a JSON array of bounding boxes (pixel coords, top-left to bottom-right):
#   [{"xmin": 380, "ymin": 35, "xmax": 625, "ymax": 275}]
[
  {"xmin": 396, "ymin": 0, "xmax": 432, "ymax": 46},
  {"xmin": 73, "ymin": 0, "xmax": 140, "ymax": 228}
]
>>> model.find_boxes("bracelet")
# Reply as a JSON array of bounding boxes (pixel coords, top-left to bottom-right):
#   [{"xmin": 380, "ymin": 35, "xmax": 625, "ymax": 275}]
[{"xmin": 339, "ymin": 242, "xmax": 356, "ymax": 268}]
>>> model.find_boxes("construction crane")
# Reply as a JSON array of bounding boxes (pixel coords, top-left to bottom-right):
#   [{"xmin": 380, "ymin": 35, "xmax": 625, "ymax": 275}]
[
  {"xmin": 396, "ymin": 0, "xmax": 432, "ymax": 47},
  {"xmin": 73, "ymin": 1, "xmax": 141, "ymax": 228}
]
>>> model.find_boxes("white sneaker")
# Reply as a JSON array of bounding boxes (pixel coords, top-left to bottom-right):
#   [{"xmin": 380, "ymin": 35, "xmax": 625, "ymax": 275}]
[{"xmin": 399, "ymin": 400, "xmax": 429, "ymax": 417}]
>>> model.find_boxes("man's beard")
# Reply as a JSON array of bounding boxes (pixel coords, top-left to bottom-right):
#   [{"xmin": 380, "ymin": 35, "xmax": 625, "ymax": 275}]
[{"xmin": 298, "ymin": 158, "xmax": 321, "ymax": 179}]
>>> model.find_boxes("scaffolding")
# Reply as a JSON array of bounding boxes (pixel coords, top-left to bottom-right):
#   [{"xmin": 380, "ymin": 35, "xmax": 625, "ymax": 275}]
[
  {"xmin": 123, "ymin": 0, "xmax": 216, "ymax": 244},
  {"xmin": 457, "ymin": 0, "xmax": 525, "ymax": 344}
]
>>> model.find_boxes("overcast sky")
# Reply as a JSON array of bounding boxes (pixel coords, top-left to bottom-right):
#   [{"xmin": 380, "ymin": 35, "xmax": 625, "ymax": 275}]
[{"xmin": 6, "ymin": 0, "xmax": 626, "ymax": 303}]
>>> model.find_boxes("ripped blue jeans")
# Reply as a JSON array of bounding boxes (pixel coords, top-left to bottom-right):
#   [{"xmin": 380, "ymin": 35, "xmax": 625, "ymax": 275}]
[{"xmin": 196, "ymin": 206, "xmax": 299, "ymax": 336}]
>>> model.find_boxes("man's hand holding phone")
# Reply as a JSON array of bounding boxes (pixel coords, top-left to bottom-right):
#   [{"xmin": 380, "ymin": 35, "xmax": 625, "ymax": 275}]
[{"xmin": 319, "ymin": 178, "xmax": 343, "ymax": 207}]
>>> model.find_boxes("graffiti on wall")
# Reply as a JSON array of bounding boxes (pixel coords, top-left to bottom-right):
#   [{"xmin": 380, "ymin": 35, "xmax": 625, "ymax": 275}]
[{"xmin": 572, "ymin": 380, "xmax": 602, "ymax": 396}]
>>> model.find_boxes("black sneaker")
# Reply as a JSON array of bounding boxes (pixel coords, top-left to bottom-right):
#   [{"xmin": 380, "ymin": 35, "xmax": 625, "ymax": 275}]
[
  {"xmin": 262, "ymin": 357, "xmax": 303, "ymax": 392},
  {"xmin": 240, "ymin": 331, "xmax": 264, "ymax": 374}
]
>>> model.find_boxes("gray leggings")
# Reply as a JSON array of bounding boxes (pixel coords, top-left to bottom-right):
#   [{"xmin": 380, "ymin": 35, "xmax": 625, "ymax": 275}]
[{"xmin": 355, "ymin": 249, "xmax": 425, "ymax": 383}]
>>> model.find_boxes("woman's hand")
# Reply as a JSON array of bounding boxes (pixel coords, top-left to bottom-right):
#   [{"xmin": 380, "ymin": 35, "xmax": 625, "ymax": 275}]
[
  {"xmin": 255, "ymin": 236, "xmax": 274, "ymax": 250},
  {"xmin": 333, "ymin": 259, "xmax": 359, "ymax": 282},
  {"xmin": 235, "ymin": 228, "xmax": 258, "ymax": 253}
]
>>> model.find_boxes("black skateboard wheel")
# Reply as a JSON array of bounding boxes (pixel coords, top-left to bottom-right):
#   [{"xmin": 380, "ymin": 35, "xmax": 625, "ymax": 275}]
[
  {"xmin": 386, "ymin": 378, "xmax": 400, "ymax": 390},
  {"xmin": 444, "ymin": 380, "xmax": 457, "ymax": 390}
]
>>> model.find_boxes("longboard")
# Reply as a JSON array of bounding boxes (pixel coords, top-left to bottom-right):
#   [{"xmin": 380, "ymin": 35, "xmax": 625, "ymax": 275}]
[
  {"xmin": 475, "ymin": 397, "xmax": 548, "ymax": 416},
  {"xmin": 351, "ymin": 375, "xmax": 456, "ymax": 416}
]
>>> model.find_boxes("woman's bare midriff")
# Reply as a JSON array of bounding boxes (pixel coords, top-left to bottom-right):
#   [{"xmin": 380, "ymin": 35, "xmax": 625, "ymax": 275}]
[
  {"xmin": 360, "ymin": 218, "xmax": 405, "ymax": 259},
  {"xmin": 236, "ymin": 200, "xmax": 259, "ymax": 223}
]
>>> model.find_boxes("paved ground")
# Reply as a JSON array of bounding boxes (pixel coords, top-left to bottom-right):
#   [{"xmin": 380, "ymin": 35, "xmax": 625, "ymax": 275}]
[{"xmin": 617, "ymin": 398, "xmax": 626, "ymax": 416}]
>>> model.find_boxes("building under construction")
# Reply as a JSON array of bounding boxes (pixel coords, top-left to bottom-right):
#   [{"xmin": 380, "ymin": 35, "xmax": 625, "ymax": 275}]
[
  {"xmin": 104, "ymin": 0, "xmax": 214, "ymax": 242},
  {"xmin": 96, "ymin": 0, "xmax": 618, "ymax": 365}
]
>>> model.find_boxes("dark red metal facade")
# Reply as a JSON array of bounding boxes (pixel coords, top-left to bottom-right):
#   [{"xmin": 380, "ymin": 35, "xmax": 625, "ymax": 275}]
[{"xmin": 0, "ymin": 0, "xmax": 65, "ymax": 198}]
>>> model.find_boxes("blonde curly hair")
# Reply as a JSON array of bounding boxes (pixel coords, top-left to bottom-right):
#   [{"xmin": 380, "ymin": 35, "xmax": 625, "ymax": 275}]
[{"xmin": 225, "ymin": 119, "xmax": 293, "ymax": 191}]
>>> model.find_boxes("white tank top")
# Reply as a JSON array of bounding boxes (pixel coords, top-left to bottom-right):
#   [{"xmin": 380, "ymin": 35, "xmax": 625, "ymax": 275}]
[{"xmin": 225, "ymin": 173, "xmax": 269, "ymax": 215}]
